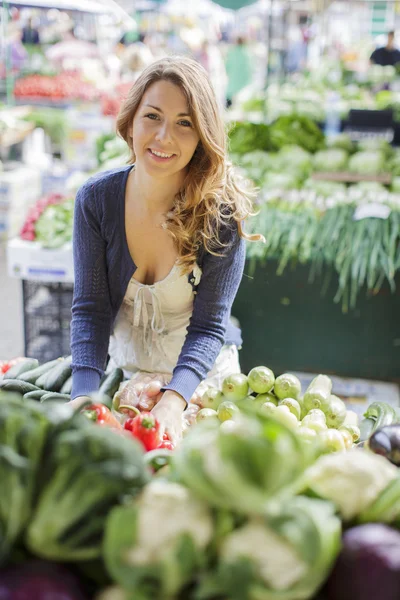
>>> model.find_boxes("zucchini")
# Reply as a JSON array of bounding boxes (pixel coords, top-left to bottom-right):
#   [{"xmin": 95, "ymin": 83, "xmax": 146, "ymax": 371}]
[
  {"xmin": 60, "ymin": 376, "xmax": 73, "ymax": 395},
  {"xmin": 303, "ymin": 375, "xmax": 332, "ymax": 412},
  {"xmin": 4, "ymin": 358, "xmax": 39, "ymax": 380},
  {"xmin": 0, "ymin": 380, "xmax": 40, "ymax": 395},
  {"xmin": 40, "ymin": 393, "xmax": 71, "ymax": 404},
  {"xmin": 37, "ymin": 356, "xmax": 72, "ymax": 392},
  {"xmin": 18, "ymin": 358, "xmax": 61, "ymax": 384},
  {"xmin": 23, "ymin": 389, "xmax": 49, "ymax": 401},
  {"xmin": 359, "ymin": 402, "xmax": 399, "ymax": 442},
  {"xmin": 98, "ymin": 368, "xmax": 124, "ymax": 400}
]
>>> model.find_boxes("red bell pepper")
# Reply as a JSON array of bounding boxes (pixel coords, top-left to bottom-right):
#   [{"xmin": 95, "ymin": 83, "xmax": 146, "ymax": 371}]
[
  {"xmin": 83, "ymin": 404, "xmax": 123, "ymax": 429},
  {"xmin": 124, "ymin": 412, "xmax": 160, "ymax": 451}
]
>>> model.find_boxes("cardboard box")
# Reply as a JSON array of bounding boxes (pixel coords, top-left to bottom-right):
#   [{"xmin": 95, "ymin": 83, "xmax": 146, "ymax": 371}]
[
  {"xmin": 63, "ymin": 108, "xmax": 114, "ymax": 171},
  {"xmin": 7, "ymin": 238, "xmax": 74, "ymax": 283}
]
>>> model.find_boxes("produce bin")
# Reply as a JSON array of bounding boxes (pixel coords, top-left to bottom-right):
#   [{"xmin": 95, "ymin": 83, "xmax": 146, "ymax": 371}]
[
  {"xmin": 232, "ymin": 259, "xmax": 400, "ymax": 382},
  {"xmin": 22, "ymin": 280, "xmax": 73, "ymax": 363}
]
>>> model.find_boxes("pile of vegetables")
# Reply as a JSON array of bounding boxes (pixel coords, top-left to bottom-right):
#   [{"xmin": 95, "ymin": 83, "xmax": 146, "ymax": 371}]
[
  {"xmin": 20, "ymin": 193, "xmax": 74, "ymax": 248},
  {"xmin": 228, "ymin": 115, "xmax": 324, "ymax": 156},
  {"xmin": 14, "ymin": 72, "xmax": 99, "ymax": 102},
  {"xmin": 236, "ymin": 63, "xmax": 399, "ymax": 124},
  {"xmin": 192, "ymin": 369, "xmax": 360, "ymax": 454},
  {"xmin": 246, "ymin": 187, "xmax": 400, "ymax": 312},
  {"xmin": 0, "ymin": 387, "xmax": 148, "ymax": 598},
  {"xmin": 2, "ymin": 354, "xmax": 400, "ymax": 599}
]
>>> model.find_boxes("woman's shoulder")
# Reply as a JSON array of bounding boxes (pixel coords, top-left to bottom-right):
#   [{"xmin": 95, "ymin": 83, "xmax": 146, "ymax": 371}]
[{"xmin": 76, "ymin": 165, "xmax": 132, "ymax": 205}]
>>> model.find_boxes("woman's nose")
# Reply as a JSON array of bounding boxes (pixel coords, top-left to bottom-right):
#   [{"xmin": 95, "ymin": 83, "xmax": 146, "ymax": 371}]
[{"xmin": 155, "ymin": 122, "xmax": 173, "ymax": 143}]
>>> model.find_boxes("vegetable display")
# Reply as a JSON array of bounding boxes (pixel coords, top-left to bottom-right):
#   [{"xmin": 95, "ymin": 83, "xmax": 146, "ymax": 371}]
[
  {"xmin": 246, "ymin": 187, "xmax": 400, "ymax": 312},
  {"xmin": 1, "ymin": 356, "xmax": 400, "ymax": 599},
  {"xmin": 20, "ymin": 193, "xmax": 74, "ymax": 248}
]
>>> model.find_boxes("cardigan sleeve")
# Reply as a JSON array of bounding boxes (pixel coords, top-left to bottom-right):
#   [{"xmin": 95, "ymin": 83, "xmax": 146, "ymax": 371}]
[
  {"xmin": 70, "ymin": 181, "xmax": 113, "ymax": 399},
  {"xmin": 162, "ymin": 223, "xmax": 246, "ymax": 403}
]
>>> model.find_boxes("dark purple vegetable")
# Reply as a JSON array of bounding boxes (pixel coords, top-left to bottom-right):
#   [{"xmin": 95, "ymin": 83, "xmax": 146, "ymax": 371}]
[
  {"xmin": 369, "ymin": 426, "xmax": 400, "ymax": 466},
  {"xmin": 0, "ymin": 560, "xmax": 88, "ymax": 600},
  {"xmin": 324, "ymin": 524, "xmax": 400, "ymax": 600}
]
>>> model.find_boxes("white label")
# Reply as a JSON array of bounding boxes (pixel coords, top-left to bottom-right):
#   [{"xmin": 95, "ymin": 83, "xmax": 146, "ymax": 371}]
[{"xmin": 353, "ymin": 203, "xmax": 391, "ymax": 221}]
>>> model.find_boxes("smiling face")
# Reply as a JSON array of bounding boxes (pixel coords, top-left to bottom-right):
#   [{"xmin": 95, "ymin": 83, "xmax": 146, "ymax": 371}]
[{"xmin": 129, "ymin": 79, "xmax": 200, "ymax": 179}]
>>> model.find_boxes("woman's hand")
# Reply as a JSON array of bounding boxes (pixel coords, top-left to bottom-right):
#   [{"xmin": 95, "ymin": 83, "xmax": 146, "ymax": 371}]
[
  {"xmin": 67, "ymin": 395, "xmax": 91, "ymax": 410},
  {"xmin": 151, "ymin": 390, "xmax": 186, "ymax": 446}
]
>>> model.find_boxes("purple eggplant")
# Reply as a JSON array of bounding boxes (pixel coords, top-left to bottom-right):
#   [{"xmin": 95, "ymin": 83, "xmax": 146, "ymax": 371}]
[
  {"xmin": 0, "ymin": 560, "xmax": 88, "ymax": 600},
  {"xmin": 324, "ymin": 524, "xmax": 400, "ymax": 600},
  {"xmin": 369, "ymin": 426, "xmax": 400, "ymax": 466}
]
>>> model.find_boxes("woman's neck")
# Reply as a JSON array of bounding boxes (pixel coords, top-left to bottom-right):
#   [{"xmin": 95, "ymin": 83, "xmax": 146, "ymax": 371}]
[{"xmin": 130, "ymin": 163, "xmax": 185, "ymax": 216}]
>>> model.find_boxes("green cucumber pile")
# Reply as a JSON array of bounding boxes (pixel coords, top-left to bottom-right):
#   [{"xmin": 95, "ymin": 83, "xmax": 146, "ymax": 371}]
[{"xmin": 0, "ymin": 356, "xmax": 123, "ymax": 405}]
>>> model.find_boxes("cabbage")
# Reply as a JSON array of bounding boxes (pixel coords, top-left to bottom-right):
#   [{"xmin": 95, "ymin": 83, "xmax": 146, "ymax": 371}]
[
  {"xmin": 303, "ymin": 178, "xmax": 347, "ymax": 197},
  {"xmin": 325, "ymin": 133, "xmax": 354, "ymax": 154},
  {"xmin": 313, "ymin": 149, "xmax": 348, "ymax": 172},
  {"xmin": 26, "ymin": 425, "xmax": 149, "ymax": 561},
  {"xmin": 208, "ymin": 496, "xmax": 341, "ymax": 600},
  {"xmin": 172, "ymin": 415, "xmax": 318, "ymax": 515},
  {"xmin": 348, "ymin": 151, "xmax": 385, "ymax": 175},
  {"xmin": 358, "ymin": 138, "xmax": 393, "ymax": 159},
  {"xmin": 391, "ymin": 177, "xmax": 400, "ymax": 193},
  {"xmin": 276, "ymin": 145, "xmax": 313, "ymax": 178},
  {"xmin": 353, "ymin": 181, "xmax": 387, "ymax": 194},
  {"xmin": 299, "ymin": 450, "xmax": 398, "ymax": 521},
  {"xmin": 103, "ymin": 480, "xmax": 214, "ymax": 599},
  {"xmin": 263, "ymin": 172, "xmax": 299, "ymax": 191}
]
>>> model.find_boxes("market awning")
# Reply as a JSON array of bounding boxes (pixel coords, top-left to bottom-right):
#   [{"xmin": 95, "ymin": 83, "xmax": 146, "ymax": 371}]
[
  {"xmin": 0, "ymin": 0, "xmax": 116, "ymax": 12},
  {"xmin": 211, "ymin": 0, "xmax": 256, "ymax": 9}
]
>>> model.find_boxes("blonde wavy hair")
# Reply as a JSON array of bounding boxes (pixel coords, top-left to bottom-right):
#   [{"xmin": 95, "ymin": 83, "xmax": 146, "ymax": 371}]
[{"xmin": 117, "ymin": 55, "xmax": 262, "ymax": 272}]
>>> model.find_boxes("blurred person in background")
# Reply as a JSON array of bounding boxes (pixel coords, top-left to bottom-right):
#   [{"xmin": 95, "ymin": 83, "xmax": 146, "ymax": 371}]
[
  {"xmin": 46, "ymin": 25, "xmax": 100, "ymax": 68},
  {"xmin": 370, "ymin": 30, "xmax": 400, "ymax": 66},
  {"xmin": 225, "ymin": 36, "xmax": 252, "ymax": 108},
  {"xmin": 6, "ymin": 25, "xmax": 28, "ymax": 73},
  {"xmin": 120, "ymin": 33, "xmax": 154, "ymax": 80},
  {"xmin": 22, "ymin": 17, "xmax": 40, "ymax": 45}
]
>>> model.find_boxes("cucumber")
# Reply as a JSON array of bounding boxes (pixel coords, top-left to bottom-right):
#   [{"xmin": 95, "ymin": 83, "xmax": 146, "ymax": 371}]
[
  {"xmin": 23, "ymin": 389, "xmax": 49, "ymax": 401},
  {"xmin": 60, "ymin": 376, "xmax": 73, "ymax": 395},
  {"xmin": 0, "ymin": 380, "xmax": 40, "ymax": 395},
  {"xmin": 303, "ymin": 375, "xmax": 332, "ymax": 413},
  {"xmin": 18, "ymin": 358, "xmax": 62, "ymax": 384},
  {"xmin": 4, "ymin": 358, "xmax": 39, "ymax": 380},
  {"xmin": 37, "ymin": 356, "xmax": 72, "ymax": 392},
  {"xmin": 40, "ymin": 393, "xmax": 71, "ymax": 404},
  {"xmin": 98, "ymin": 368, "xmax": 124, "ymax": 399}
]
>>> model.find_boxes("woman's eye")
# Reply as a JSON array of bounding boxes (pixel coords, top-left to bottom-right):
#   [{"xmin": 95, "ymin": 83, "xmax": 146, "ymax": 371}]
[
  {"xmin": 145, "ymin": 113, "xmax": 159, "ymax": 120},
  {"xmin": 179, "ymin": 119, "xmax": 192, "ymax": 128}
]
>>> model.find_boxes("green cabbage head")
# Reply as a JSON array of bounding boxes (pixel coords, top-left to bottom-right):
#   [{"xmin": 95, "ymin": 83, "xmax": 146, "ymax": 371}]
[{"xmin": 172, "ymin": 415, "xmax": 318, "ymax": 515}]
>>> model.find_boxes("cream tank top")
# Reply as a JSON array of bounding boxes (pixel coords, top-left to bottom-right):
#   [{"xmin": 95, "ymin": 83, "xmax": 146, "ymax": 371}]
[{"xmin": 108, "ymin": 262, "xmax": 240, "ymax": 391}]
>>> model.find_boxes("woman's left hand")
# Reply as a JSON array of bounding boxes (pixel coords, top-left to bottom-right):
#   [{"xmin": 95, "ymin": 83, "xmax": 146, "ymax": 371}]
[{"xmin": 151, "ymin": 390, "xmax": 186, "ymax": 446}]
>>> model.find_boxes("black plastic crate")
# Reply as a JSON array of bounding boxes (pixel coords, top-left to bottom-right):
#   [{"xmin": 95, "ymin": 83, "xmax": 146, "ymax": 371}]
[{"xmin": 22, "ymin": 280, "xmax": 73, "ymax": 363}]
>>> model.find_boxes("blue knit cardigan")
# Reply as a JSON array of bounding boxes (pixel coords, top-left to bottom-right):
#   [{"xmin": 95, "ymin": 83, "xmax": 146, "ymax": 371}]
[{"xmin": 71, "ymin": 166, "xmax": 245, "ymax": 402}]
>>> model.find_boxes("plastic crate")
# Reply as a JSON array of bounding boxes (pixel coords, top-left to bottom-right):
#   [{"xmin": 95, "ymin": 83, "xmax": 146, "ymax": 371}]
[{"xmin": 22, "ymin": 280, "xmax": 73, "ymax": 363}]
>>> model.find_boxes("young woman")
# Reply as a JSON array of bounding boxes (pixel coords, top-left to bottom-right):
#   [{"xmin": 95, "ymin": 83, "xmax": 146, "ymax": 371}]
[{"xmin": 69, "ymin": 56, "xmax": 260, "ymax": 443}]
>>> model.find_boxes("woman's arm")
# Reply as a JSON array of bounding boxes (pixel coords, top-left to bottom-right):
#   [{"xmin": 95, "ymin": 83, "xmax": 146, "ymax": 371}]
[
  {"xmin": 162, "ymin": 223, "xmax": 246, "ymax": 403},
  {"xmin": 70, "ymin": 181, "xmax": 113, "ymax": 399}
]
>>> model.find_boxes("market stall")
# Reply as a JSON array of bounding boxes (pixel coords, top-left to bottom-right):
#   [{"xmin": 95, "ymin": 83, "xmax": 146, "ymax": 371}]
[
  {"xmin": 0, "ymin": 359, "xmax": 400, "ymax": 599},
  {"xmin": 0, "ymin": 0, "xmax": 400, "ymax": 596}
]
